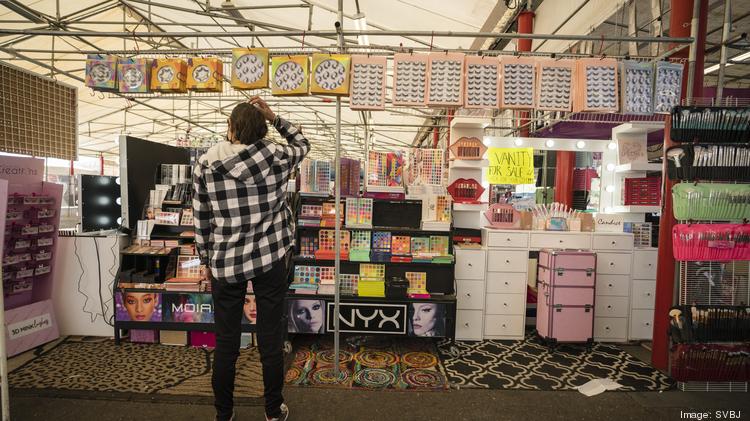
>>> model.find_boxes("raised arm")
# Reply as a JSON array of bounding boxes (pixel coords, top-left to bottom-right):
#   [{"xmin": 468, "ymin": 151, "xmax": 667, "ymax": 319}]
[{"xmin": 248, "ymin": 95, "xmax": 310, "ymax": 168}]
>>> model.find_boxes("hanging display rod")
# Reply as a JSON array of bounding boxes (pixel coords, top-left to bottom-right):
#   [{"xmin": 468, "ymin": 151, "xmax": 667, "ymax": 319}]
[{"xmin": 0, "ymin": 28, "xmax": 693, "ymax": 45}]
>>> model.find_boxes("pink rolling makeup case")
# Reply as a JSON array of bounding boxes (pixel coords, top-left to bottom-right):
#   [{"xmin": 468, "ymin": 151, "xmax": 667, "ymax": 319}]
[{"xmin": 536, "ymin": 249, "xmax": 596, "ymax": 348}]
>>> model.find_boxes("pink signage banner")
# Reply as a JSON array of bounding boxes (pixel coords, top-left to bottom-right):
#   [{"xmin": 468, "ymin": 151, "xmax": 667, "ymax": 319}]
[{"xmin": 0, "ymin": 155, "xmax": 44, "ymax": 185}]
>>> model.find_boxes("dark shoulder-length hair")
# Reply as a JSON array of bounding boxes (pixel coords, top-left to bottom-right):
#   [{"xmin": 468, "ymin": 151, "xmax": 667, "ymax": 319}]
[{"xmin": 229, "ymin": 102, "xmax": 268, "ymax": 145}]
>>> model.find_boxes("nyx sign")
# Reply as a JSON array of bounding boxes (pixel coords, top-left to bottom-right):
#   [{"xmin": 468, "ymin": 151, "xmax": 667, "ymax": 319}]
[{"xmin": 326, "ymin": 302, "xmax": 407, "ymax": 335}]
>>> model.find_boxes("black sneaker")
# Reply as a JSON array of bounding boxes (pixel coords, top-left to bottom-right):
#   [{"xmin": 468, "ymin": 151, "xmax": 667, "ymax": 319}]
[{"xmin": 266, "ymin": 403, "xmax": 289, "ymax": 421}]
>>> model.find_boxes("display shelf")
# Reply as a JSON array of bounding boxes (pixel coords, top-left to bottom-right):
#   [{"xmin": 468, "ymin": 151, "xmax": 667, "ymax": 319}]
[
  {"xmin": 115, "ymin": 321, "xmax": 255, "ymax": 334},
  {"xmin": 614, "ymin": 163, "xmax": 663, "ymax": 174},
  {"xmin": 292, "ymin": 256, "xmax": 454, "ymax": 266},
  {"xmin": 297, "ymin": 225, "xmax": 452, "ymax": 235},
  {"xmin": 611, "ymin": 121, "xmax": 664, "ymax": 135},
  {"xmin": 453, "ymin": 203, "xmax": 489, "ymax": 211},
  {"xmin": 612, "ymin": 205, "xmax": 661, "ymax": 214},
  {"xmin": 287, "ymin": 293, "xmax": 456, "ymax": 303},
  {"xmin": 450, "ymin": 159, "xmax": 489, "ymax": 169},
  {"xmin": 449, "ymin": 117, "xmax": 489, "ymax": 130}
]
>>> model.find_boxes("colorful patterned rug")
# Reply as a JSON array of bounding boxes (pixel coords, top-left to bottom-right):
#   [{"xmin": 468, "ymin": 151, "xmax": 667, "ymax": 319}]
[
  {"xmin": 8, "ymin": 337, "xmax": 264, "ymax": 403},
  {"xmin": 286, "ymin": 336, "xmax": 449, "ymax": 391},
  {"xmin": 436, "ymin": 334, "xmax": 675, "ymax": 391}
]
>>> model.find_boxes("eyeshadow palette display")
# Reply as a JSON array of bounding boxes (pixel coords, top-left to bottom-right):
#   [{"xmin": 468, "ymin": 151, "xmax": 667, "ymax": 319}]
[
  {"xmin": 665, "ymin": 144, "xmax": 750, "ymax": 181},
  {"xmin": 150, "ymin": 59, "xmax": 187, "ymax": 93},
  {"xmin": 447, "ymin": 177, "xmax": 484, "ymax": 204},
  {"xmin": 338, "ymin": 158, "xmax": 361, "ymax": 197},
  {"xmin": 391, "ymin": 235, "xmax": 412, "ymax": 260},
  {"xmin": 500, "ymin": 57, "xmax": 536, "ymax": 109},
  {"xmin": 484, "ymin": 203, "xmax": 521, "ymax": 229},
  {"xmin": 349, "ymin": 230, "xmax": 372, "ymax": 262},
  {"xmin": 349, "ymin": 55, "xmax": 387, "ymax": 110},
  {"xmin": 271, "ymin": 55, "xmax": 309, "ymax": 96},
  {"xmin": 464, "ymin": 55, "xmax": 499, "ymax": 109},
  {"xmin": 407, "ymin": 148, "xmax": 445, "ymax": 187},
  {"xmin": 371, "ymin": 231, "xmax": 392, "ymax": 262},
  {"xmin": 186, "ymin": 57, "xmax": 223, "ymax": 92},
  {"xmin": 320, "ymin": 202, "xmax": 343, "ymax": 227},
  {"xmin": 406, "ymin": 272, "xmax": 429, "ymax": 298},
  {"xmin": 358, "ymin": 263, "xmax": 386, "ymax": 297},
  {"xmin": 654, "ymin": 61, "xmax": 684, "ymax": 114},
  {"xmin": 231, "ymin": 48, "xmax": 269, "ymax": 90},
  {"xmin": 86, "ymin": 55, "xmax": 119, "ymax": 91},
  {"xmin": 339, "ymin": 273, "xmax": 360, "ymax": 295},
  {"xmin": 300, "ymin": 160, "xmax": 331, "ymax": 195},
  {"xmin": 575, "ymin": 58, "xmax": 619, "ymax": 113},
  {"xmin": 449, "ymin": 136, "xmax": 487, "ymax": 160},
  {"xmin": 366, "ymin": 151, "xmax": 405, "ymax": 191},
  {"xmin": 310, "ymin": 54, "xmax": 351, "ymax": 96},
  {"xmin": 620, "ymin": 60, "xmax": 654, "ymax": 115},
  {"xmin": 426, "ymin": 52, "xmax": 464, "ymax": 107},
  {"xmin": 535, "ymin": 59, "xmax": 574, "ymax": 111},
  {"xmin": 345, "ymin": 198, "xmax": 373, "ymax": 228},
  {"xmin": 670, "ymin": 107, "xmax": 750, "ymax": 143},
  {"xmin": 118, "ymin": 58, "xmax": 152, "ymax": 93},
  {"xmin": 672, "ymin": 183, "xmax": 750, "ymax": 221},
  {"xmin": 392, "ymin": 53, "xmax": 428, "ymax": 106},
  {"xmin": 298, "ymin": 234, "xmax": 319, "ymax": 258},
  {"xmin": 314, "ymin": 229, "xmax": 350, "ymax": 260}
]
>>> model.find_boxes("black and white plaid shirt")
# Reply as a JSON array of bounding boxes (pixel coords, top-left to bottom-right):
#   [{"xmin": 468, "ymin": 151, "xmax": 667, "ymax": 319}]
[{"xmin": 193, "ymin": 117, "xmax": 310, "ymax": 283}]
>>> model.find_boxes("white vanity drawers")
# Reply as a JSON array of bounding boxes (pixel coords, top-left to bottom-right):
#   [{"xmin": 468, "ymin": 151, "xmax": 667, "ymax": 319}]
[
  {"xmin": 486, "ymin": 250, "xmax": 528, "ymax": 272},
  {"xmin": 593, "ymin": 235, "xmax": 634, "ymax": 251},
  {"xmin": 629, "ymin": 309, "xmax": 655, "ymax": 340},
  {"xmin": 631, "ymin": 280, "xmax": 656, "ymax": 310},
  {"xmin": 483, "ymin": 315, "xmax": 525, "ymax": 338},
  {"xmin": 596, "ymin": 252, "xmax": 633, "ymax": 275},
  {"xmin": 595, "ymin": 296, "xmax": 630, "ymax": 318},
  {"xmin": 485, "ymin": 293, "xmax": 526, "ymax": 315},
  {"xmin": 632, "ymin": 250, "xmax": 658, "ymax": 279},
  {"xmin": 595, "ymin": 275, "xmax": 630, "ymax": 296},
  {"xmin": 529, "ymin": 232, "xmax": 591, "ymax": 250},
  {"xmin": 486, "ymin": 272, "xmax": 527, "ymax": 294},
  {"xmin": 455, "ymin": 248, "xmax": 487, "ymax": 280},
  {"xmin": 456, "ymin": 280, "xmax": 486, "ymax": 310},
  {"xmin": 483, "ymin": 230, "xmax": 529, "ymax": 248},
  {"xmin": 594, "ymin": 317, "xmax": 628, "ymax": 340},
  {"xmin": 455, "ymin": 310, "xmax": 483, "ymax": 341}
]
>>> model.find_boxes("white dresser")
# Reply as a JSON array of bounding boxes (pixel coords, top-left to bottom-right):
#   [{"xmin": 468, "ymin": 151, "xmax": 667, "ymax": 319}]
[{"xmin": 453, "ymin": 229, "xmax": 649, "ymax": 343}]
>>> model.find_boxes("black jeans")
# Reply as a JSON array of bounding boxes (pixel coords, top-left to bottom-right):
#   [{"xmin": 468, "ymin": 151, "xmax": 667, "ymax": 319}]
[{"xmin": 212, "ymin": 256, "xmax": 288, "ymax": 420}]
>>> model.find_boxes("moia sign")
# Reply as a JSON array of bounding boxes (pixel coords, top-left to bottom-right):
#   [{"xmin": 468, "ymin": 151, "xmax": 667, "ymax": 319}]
[{"xmin": 172, "ymin": 303, "xmax": 213, "ymax": 313}]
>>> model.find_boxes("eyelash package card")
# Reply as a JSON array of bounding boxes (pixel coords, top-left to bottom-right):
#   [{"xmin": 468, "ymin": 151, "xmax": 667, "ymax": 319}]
[
  {"xmin": 349, "ymin": 55, "xmax": 387, "ymax": 110},
  {"xmin": 575, "ymin": 58, "xmax": 619, "ymax": 113},
  {"xmin": 231, "ymin": 48, "xmax": 269, "ymax": 90},
  {"xmin": 427, "ymin": 52, "xmax": 465, "ymax": 107},
  {"xmin": 654, "ymin": 61, "xmax": 684, "ymax": 114},
  {"xmin": 500, "ymin": 56, "xmax": 536, "ymax": 109},
  {"xmin": 464, "ymin": 55, "xmax": 500, "ymax": 109},
  {"xmin": 271, "ymin": 55, "xmax": 309, "ymax": 96},
  {"xmin": 392, "ymin": 53, "xmax": 428, "ymax": 106},
  {"xmin": 150, "ymin": 58, "xmax": 188, "ymax": 93},
  {"xmin": 118, "ymin": 57, "xmax": 152, "ymax": 93},
  {"xmin": 186, "ymin": 57, "xmax": 224, "ymax": 93},
  {"xmin": 86, "ymin": 54, "xmax": 119, "ymax": 91},
  {"xmin": 310, "ymin": 53, "xmax": 351, "ymax": 96},
  {"xmin": 620, "ymin": 60, "xmax": 654, "ymax": 115},
  {"xmin": 535, "ymin": 58, "xmax": 574, "ymax": 111}
]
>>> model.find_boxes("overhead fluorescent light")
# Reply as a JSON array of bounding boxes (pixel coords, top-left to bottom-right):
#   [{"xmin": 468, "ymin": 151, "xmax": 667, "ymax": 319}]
[
  {"xmin": 704, "ymin": 51, "xmax": 750, "ymax": 75},
  {"xmin": 353, "ymin": 13, "xmax": 369, "ymax": 46},
  {"xmin": 0, "ymin": 0, "xmax": 46, "ymax": 23}
]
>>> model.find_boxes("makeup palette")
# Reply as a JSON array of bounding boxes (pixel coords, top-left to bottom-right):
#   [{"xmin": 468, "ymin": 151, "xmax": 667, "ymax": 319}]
[
  {"xmin": 500, "ymin": 57, "xmax": 536, "ymax": 109},
  {"xmin": 427, "ymin": 52, "xmax": 465, "ymax": 107},
  {"xmin": 150, "ymin": 58, "xmax": 187, "ymax": 93},
  {"xmin": 349, "ymin": 55, "xmax": 387, "ymax": 110},
  {"xmin": 271, "ymin": 55, "xmax": 309, "ymax": 96},
  {"xmin": 310, "ymin": 54, "xmax": 351, "ymax": 96},
  {"xmin": 231, "ymin": 48, "xmax": 269, "ymax": 90},
  {"xmin": 449, "ymin": 136, "xmax": 487, "ymax": 160},
  {"xmin": 392, "ymin": 53, "xmax": 428, "ymax": 106}
]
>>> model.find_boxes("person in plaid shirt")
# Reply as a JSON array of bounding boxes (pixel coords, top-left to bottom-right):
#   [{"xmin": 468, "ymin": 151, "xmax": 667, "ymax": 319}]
[{"xmin": 193, "ymin": 96, "xmax": 309, "ymax": 421}]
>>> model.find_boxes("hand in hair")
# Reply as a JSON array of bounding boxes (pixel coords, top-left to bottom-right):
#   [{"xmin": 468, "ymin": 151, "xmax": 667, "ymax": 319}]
[{"xmin": 248, "ymin": 96, "xmax": 276, "ymax": 122}]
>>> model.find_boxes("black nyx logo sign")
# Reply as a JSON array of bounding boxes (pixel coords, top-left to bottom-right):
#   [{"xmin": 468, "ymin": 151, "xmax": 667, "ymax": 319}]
[{"xmin": 326, "ymin": 302, "xmax": 407, "ymax": 335}]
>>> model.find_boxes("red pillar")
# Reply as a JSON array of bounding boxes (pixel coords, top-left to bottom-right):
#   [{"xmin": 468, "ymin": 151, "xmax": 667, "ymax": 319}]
[
  {"xmin": 651, "ymin": 0, "xmax": 708, "ymax": 370},
  {"xmin": 554, "ymin": 151, "xmax": 575, "ymax": 207}
]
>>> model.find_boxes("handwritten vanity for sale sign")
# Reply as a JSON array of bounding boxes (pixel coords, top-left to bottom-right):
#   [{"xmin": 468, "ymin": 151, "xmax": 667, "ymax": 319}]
[{"xmin": 487, "ymin": 147, "xmax": 535, "ymax": 185}]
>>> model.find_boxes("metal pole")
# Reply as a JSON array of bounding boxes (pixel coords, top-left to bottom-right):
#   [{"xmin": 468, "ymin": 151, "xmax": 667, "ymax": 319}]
[
  {"xmin": 0, "ymin": 28, "xmax": 695, "ymax": 44},
  {"xmin": 686, "ymin": 0, "xmax": 701, "ymax": 103},
  {"xmin": 716, "ymin": 0, "xmax": 732, "ymax": 102},
  {"xmin": 332, "ymin": 0, "xmax": 344, "ymax": 381}
]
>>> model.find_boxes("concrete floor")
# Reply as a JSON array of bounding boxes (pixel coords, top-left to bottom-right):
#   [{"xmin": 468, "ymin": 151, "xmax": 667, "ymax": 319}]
[{"xmin": 7, "ymin": 340, "xmax": 750, "ymax": 421}]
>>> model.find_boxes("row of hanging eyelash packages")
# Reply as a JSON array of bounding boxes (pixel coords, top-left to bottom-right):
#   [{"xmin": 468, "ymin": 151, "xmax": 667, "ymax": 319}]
[{"xmin": 87, "ymin": 49, "xmax": 683, "ymax": 114}]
